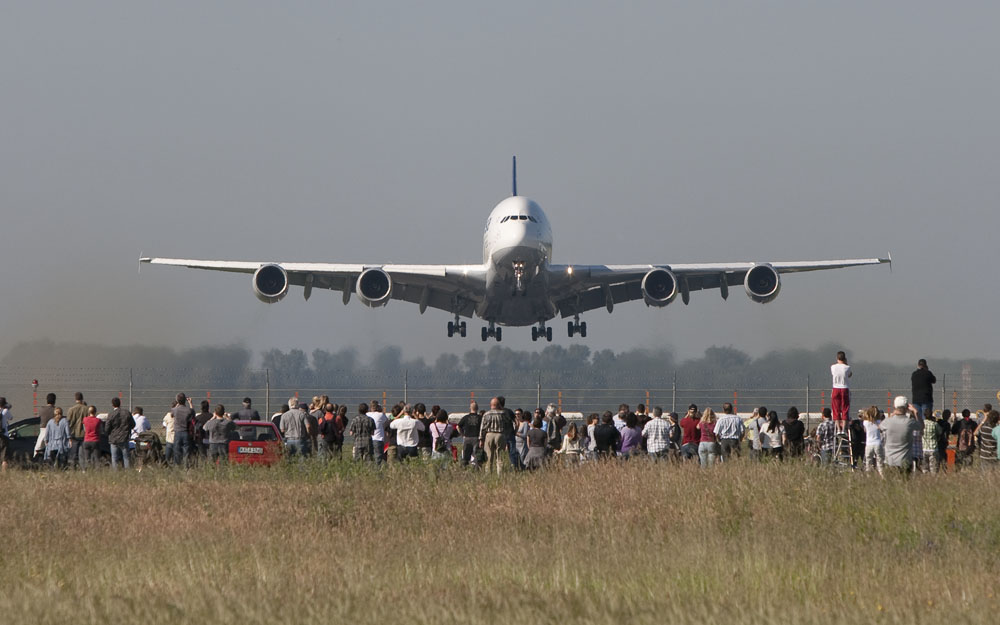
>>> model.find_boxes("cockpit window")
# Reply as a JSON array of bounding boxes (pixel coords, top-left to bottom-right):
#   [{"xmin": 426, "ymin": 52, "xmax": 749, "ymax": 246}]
[
  {"xmin": 519, "ymin": 215, "xmax": 528, "ymax": 220},
  {"xmin": 527, "ymin": 216, "xmax": 537, "ymax": 223},
  {"xmin": 500, "ymin": 216, "xmax": 509, "ymax": 223}
]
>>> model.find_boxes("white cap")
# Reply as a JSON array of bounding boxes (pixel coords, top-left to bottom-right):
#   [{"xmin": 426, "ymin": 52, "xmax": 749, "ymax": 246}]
[{"xmin": 894, "ymin": 396, "xmax": 909, "ymax": 409}]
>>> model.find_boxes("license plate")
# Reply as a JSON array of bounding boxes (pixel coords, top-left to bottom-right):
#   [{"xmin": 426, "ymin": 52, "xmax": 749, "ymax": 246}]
[{"xmin": 237, "ymin": 446, "xmax": 264, "ymax": 454}]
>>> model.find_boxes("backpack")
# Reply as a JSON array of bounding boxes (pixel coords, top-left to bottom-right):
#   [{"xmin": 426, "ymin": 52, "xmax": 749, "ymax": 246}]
[{"xmin": 433, "ymin": 423, "xmax": 450, "ymax": 453}]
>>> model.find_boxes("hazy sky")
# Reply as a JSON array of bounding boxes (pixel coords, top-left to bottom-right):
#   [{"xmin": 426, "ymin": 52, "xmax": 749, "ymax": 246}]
[{"xmin": 2, "ymin": 2, "xmax": 998, "ymax": 366}]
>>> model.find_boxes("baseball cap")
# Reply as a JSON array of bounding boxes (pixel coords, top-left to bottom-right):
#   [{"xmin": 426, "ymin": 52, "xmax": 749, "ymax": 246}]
[{"xmin": 893, "ymin": 396, "xmax": 908, "ymax": 409}]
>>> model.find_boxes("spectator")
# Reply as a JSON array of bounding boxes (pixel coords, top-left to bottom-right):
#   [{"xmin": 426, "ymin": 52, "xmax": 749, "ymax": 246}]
[
  {"xmin": 815, "ymin": 409, "xmax": 836, "ymax": 466},
  {"xmin": 301, "ymin": 402, "xmax": 319, "ymax": 457},
  {"xmin": 848, "ymin": 413, "xmax": 866, "ymax": 469},
  {"xmin": 349, "ymin": 403, "xmax": 376, "ymax": 461},
  {"xmin": 429, "ymin": 410, "xmax": 454, "ymax": 460},
  {"xmin": 367, "ymin": 401, "xmax": 389, "ymax": 465},
  {"xmin": 279, "ymin": 398, "xmax": 310, "ymax": 458},
  {"xmin": 861, "ymin": 406, "xmax": 885, "ymax": 476},
  {"xmin": 318, "ymin": 404, "xmax": 342, "ymax": 459},
  {"xmin": 783, "ymin": 407, "xmax": 806, "ymax": 458},
  {"xmin": 620, "ymin": 412, "xmax": 643, "ymax": 457},
  {"xmin": 131, "ymin": 407, "xmax": 151, "ymax": 443},
  {"xmin": 613, "ymin": 404, "xmax": 629, "ymax": 432},
  {"xmin": 478, "ymin": 397, "xmax": 513, "ymax": 475},
  {"xmin": 0, "ymin": 397, "xmax": 10, "ymax": 470},
  {"xmin": 882, "ymin": 396, "xmax": 923, "ymax": 475},
  {"xmin": 414, "ymin": 403, "xmax": 434, "ymax": 459},
  {"xmin": 498, "ymin": 397, "xmax": 521, "ymax": 470},
  {"xmin": 974, "ymin": 411, "xmax": 999, "ymax": 469},
  {"xmin": 544, "ymin": 404, "xmax": 567, "ymax": 457},
  {"xmin": 696, "ymin": 408, "xmax": 719, "ymax": 468},
  {"xmin": 390, "ymin": 404, "xmax": 425, "ymax": 462},
  {"xmin": 333, "ymin": 405, "xmax": 349, "ymax": 458},
  {"xmin": 641, "ymin": 407, "xmax": 671, "ymax": 460},
  {"xmin": 457, "ymin": 401, "xmax": 482, "ymax": 467},
  {"xmin": 271, "ymin": 404, "xmax": 287, "ymax": 431},
  {"xmin": 514, "ymin": 411, "xmax": 530, "ymax": 467},
  {"xmin": 761, "ymin": 411, "xmax": 785, "ymax": 461},
  {"xmin": 936, "ymin": 409, "xmax": 952, "ymax": 467},
  {"xmin": 830, "ymin": 351, "xmax": 852, "ymax": 432},
  {"xmin": 911, "ymin": 359, "xmax": 937, "ymax": 423},
  {"xmin": 555, "ymin": 423, "xmax": 583, "ymax": 463},
  {"xmin": 203, "ymin": 404, "xmax": 234, "ymax": 464},
  {"xmin": 679, "ymin": 404, "xmax": 700, "ymax": 461},
  {"xmin": 34, "ymin": 393, "xmax": 56, "ymax": 460},
  {"xmin": 82, "ymin": 405, "xmax": 103, "ymax": 469},
  {"xmin": 66, "ymin": 392, "xmax": 88, "ymax": 469},
  {"xmin": 910, "ymin": 408, "xmax": 927, "ymax": 473},
  {"xmin": 666, "ymin": 412, "xmax": 682, "ymax": 461},
  {"xmin": 384, "ymin": 404, "xmax": 402, "ymax": 463},
  {"xmin": 172, "ymin": 393, "xmax": 195, "ymax": 467},
  {"xmin": 745, "ymin": 407, "xmax": 767, "ymax": 461},
  {"xmin": 714, "ymin": 402, "xmax": 745, "ymax": 461},
  {"xmin": 162, "ymin": 400, "xmax": 177, "ymax": 464},
  {"xmin": 106, "ymin": 397, "xmax": 135, "ymax": 470},
  {"xmin": 234, "ymin": 398, "xmax": 261, "ymax": 422},
  {"xmin": 921, "ymin": 411, "xmax": 943, "ymax": 474},
  {"xmin": 585, "ymin": 413, "xmax": 600, "ymax": 460},
  {"xmin": 44, "ymin": 407, "xmax": 71, "ymax": 469},
  {"xmin": 952, "ymin": 409, "xmax": 977, "ymax": 469},
  {"xmin": 524, "ymin": 416, "xmax": 548, "ymax": 470},
  {"xmin": 193, "ymin": 400, "xmax": 212, "ymax": 459}
]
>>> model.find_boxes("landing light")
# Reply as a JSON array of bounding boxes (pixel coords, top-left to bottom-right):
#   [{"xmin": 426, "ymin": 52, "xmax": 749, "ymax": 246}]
[{"xmin": 567, "ymin": 266, "xmax": 574, "ymax": 275}]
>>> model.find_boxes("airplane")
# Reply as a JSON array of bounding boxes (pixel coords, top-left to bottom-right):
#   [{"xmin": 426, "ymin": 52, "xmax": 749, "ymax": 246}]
[{"xmin": 140, "ymin": 158, "xmax": 890, "ymax": 342}]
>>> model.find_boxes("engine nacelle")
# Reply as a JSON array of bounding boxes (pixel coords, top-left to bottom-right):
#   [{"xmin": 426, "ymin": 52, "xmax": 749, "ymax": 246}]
[
  {"xmin": 356, "ymin": 268, "xmax": 392, "ymax": 308},
  {"xmin": 641, "ymin": 268, "xmax": 678, "ymax": 307},
  {"xmin": 252, "ymin": 264, "xmax": 289, "ymax": 304},
  {"xmin": 744, "ymin": 264, "xmax": 781, "ymax": 304}
]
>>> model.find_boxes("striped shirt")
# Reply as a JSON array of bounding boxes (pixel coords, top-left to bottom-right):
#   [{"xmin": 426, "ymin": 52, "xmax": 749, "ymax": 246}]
[
  {"xmin": 641, "ymin": 417, "xmax": 671, "ymax": 453},
  {"xmin": 714, "ymin": 414, "xmax": 745, "ymax": 440},
  {"xmin": 479, "ymin": 409, "xmax": 512, "ymax": 439},
  {"xmin": 816, "ymin": 420, "xmax": 836, "ymax": 451}
]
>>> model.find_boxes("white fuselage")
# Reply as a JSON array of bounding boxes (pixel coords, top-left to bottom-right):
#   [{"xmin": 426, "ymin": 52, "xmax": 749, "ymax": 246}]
[{"xmin": 479, "ymin": 196, "xmax": 555, "ymax": 326}]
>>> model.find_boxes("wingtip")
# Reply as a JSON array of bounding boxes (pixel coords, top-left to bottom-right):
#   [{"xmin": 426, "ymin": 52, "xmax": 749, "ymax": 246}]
[{"xmin": 884, "ymin": 251, "xmax": 892, "ymax": 273}]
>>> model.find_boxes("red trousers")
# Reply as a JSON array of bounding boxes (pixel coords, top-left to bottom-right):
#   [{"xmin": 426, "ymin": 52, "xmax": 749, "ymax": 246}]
[{"xmin": 831, "ymin": 388, "xmax": 850, "ymax": 421}]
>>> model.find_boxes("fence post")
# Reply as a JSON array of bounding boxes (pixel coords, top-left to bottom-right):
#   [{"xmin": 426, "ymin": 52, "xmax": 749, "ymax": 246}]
[
  {"xmin": 805, "ymin": 375, "xmax": 810, "ymax": 431},
  {"xmin": 557, "ymin": 390, "xmax": 562, "ymax": 413},
  {"xmin": 733, "ymin": 390, "xmax": 739, "ymax": 415},
  {"xmin": 265, "ymin": 368, "xmax": 270, "ymax": 417},
  {"xmin": 941, "ymin": 373, "xmax": 946, "ymax": 410},
  {"xmin": 952, "ymin": 391, "xmax": 958, "ymax": 415},
  {"xmin": 671, "ymin": 372, "xmax": 677, "ymax": 413},
  {"xmin": 129, "ymin": 368, "xmax": 133, "ymax": 412},
  {"xmin": 537, "ymin": 371, "xmax": 541, "ymax": 409}
]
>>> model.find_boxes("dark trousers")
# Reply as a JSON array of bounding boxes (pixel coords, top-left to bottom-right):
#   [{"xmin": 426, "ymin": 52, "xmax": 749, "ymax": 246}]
[
  {"xmin": 719, "ymin": 438, "xmax": 741, "ymax": 460},
  {"xmin": 461, "ymin": 437, "xmax": 478, "ymax": 466},
  {"xmin": 173, "ymin": 431, "xmax": 192, "ymax": 467},
  {"xmin": 82, "ymin": 441, "xmax": 100, "ymax": 467},
  {"xmin": 398, "ymin": 445, "xmax": 418, "ymax": 461},
  {"xmin": 69, "ymin": 438, "xmax": 84, "ymax": 468},
  {"xmin": 209, "ymin": 442, "xmax": 227, "ymax": 463}
]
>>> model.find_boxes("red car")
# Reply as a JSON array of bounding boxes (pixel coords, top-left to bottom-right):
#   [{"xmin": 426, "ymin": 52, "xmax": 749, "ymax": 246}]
[{"xmin": 228, "ymin": 420, "xmax": 284, "ymax": 466}]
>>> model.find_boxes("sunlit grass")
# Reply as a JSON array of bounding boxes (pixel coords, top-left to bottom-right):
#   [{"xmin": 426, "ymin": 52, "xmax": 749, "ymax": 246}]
[{"xmin": 1, "ymin": 459, "xmax": 998, "ymax": 624}]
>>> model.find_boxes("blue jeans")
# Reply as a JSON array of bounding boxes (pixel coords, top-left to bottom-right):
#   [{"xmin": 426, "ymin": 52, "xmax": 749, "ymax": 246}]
[
  {"xmin": 372, "ymin": 439, "xmax": 385, "ymax": 465},
  {"xmin": 285, "ymin": 439, "xmax": 309, "ymax": 458},
  {"xmin": 913, "ymin": 402, "xmax": 933, "ymax": 420},
  {"xmin": 681, "ymin": 443, "xmax": 698, "ymax": 460},
  {"xmin": 173, "ymin": 431, "xmax": 191, "ymax": 467},
  {"xmin": 698, "ymin": 442, "xmax": 719, "ymax": 467},
  {"xmin": 820, "ymin": 449, "xmax": 833, "ymax": 466},
  {"xmin": 110, "ymin": 443, "xmax": 130, "ymax": 469},
  {"xmin": 507, "ymin": 435, "xmax": 523, "ymax": 470}
]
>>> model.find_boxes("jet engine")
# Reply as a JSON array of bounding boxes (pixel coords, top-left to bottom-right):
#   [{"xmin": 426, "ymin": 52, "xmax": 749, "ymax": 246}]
[
  {"xmin": 253, "ymin": 264, "xmax": 289, "ymax": 303},
  {"xmin": 356, "ymin": 268, "xmax": 393, "ymax": 307},
  {"xmin": 744, "ymin": 264, "xmax": 781, "ymax": 304},
  {"xmin": 641, "ymin": 268, "xmax": 678, "ymax": 307}
]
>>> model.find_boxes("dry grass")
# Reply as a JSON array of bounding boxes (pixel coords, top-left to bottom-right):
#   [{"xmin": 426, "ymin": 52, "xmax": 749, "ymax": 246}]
[{"xmin": 2, "ymin": 459, "xmax": 999, "ymax": 624}]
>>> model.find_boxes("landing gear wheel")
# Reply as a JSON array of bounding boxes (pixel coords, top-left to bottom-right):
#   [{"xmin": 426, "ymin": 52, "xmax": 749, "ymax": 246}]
[
  {"xmin": 531, "ymin": 327, "xmax": 539, "ymax": 341},
  {"xmin": 567, "ymin": 321, "xmax": 575, "ymax": 338},
  {"xmin": 580, "ymin": 322, "xmax": 587, "ymax": 338},
  {"xmin": 546, "ymin": 326, "xmax": 553, "ymax": 342},
  {"xmin": 495, "ymin": 327, "xmax": 502, "ymax": 342},
  {"xmin": 459, "ymin": 322, "xmax": 467, "ymax": 338},
  {"xmin": 481, "ymin": 326, "xmax": 488, "ymax": 342},
  {"xmin": 447, "ymin": 321, "xmax": 455, "ymax": 337}
]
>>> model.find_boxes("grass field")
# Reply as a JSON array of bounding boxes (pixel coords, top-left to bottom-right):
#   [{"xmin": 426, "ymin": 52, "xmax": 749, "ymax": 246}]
[{"xmin": 2, "ymin": 459, "xmax": 999, "ymax": 624}]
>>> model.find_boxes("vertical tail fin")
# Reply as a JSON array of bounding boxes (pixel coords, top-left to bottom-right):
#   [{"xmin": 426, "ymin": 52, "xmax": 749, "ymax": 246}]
[{"xmin": 512, "ymin": 156, "xmax": 517, "ymax": 196}]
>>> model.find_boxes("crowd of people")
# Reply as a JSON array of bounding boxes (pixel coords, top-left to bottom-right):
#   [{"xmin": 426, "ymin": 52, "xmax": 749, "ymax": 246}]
[{"xmin": 0, "ymin": 355, "xmax": 997, "ymax": 475}]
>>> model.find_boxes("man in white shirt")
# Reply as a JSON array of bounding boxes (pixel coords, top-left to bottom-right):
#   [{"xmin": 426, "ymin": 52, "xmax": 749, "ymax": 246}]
[
  {"xmin": 389, "ymin": 404, "xmax": 425, "ymax": 461},
  {"xmin": 612, "ymin": 404, "xmax": 629, "ymax": 432},
  {"xmin": 830, "ymin": 351, "xmax": 852, "ymax": 433},
  {"xmin": 367, "ymin": 400, "xmax": 389, "ymax": 465},
  {"xmin": 131, "ymin": 407, "xmax": 151, "ymax": 443}
]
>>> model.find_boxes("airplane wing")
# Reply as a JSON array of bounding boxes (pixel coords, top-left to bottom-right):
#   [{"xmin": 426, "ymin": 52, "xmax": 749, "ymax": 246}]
[
  {"xmin": 547, "ymin": 256, "xmax": 890, "ymax": 317},
  {"xmin": 139, "ymin": 257, "xmax": 487, "ymax": 318}
]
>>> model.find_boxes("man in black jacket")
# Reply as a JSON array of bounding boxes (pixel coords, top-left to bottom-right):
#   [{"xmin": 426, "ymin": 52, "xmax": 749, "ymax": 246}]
[
  {"xmin": 457, "ymin": 401, "xmax": 482, "ymax": 467},
  {"xmin": 911, "ymin": 359, "xmax": 937, "ymax": 425},
  {"xmin": 106, "ymin": 397, "xmax": 135, "ymax": 470}
]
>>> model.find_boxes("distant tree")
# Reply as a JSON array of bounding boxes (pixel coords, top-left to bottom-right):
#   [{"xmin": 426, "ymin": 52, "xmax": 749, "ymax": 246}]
[
  {"xmin": 462, "ymin": 349, "xmax": 486, "ymax": 373},
  {"xmin": 434, "ymin": 353, "xmax": 460, "ymax": 374},
  {"xmin": 702, "ymin": 345, "xmax": 751, "ymax": 369}
]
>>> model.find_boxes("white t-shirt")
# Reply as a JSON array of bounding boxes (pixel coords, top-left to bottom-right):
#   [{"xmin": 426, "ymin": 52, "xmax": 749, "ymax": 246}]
[
  {"xmin": 761, "ymin": 424, "xmax": 784, "ymax": 449},
  {"xmin": 831, "ymin": 363, "xmax": 852, "ymax": 389},
  {"xmin": 389, "ymin": 415, "xmax": 425, "ymax": 447},
  {"xmin": 862, "ymin": 420, "xmax": 882, "ymax": 446},
  {"xmin": 367, "ymin": 411, "xmax": 388, "ymax": 442}
]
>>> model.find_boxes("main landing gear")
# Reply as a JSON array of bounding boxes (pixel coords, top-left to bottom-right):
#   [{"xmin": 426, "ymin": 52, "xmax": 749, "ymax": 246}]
[
  {"xmin": 446, "ymin": 316, "xmax": 467, "ymax": 338},
  {"xmin": 481, "ymin": 322, "xmax": 502, "ymax": 342},
  {"xmin": 567, "ymin": 316, "xmax": 587, "ymax": 338},
  {"xmin": 531, "ymin": 322, "xmax": 553, "ymax": 342}
]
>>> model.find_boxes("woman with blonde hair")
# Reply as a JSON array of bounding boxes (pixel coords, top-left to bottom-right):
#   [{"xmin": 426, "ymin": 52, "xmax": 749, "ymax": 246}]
[
  {"xmin": 696, "ymin": 408, "xmax": 720, "ymax": 467},
  {"xmin": 861, "ymin": 405, "xmax": 884, "ymax": 476},
  {"xmin": 44, "ymin": 407, "xmax": 71, "ymax": 468},
  {"xmin": 555, "ymin": 422, "xmax": 583, "ymax": 464}
]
